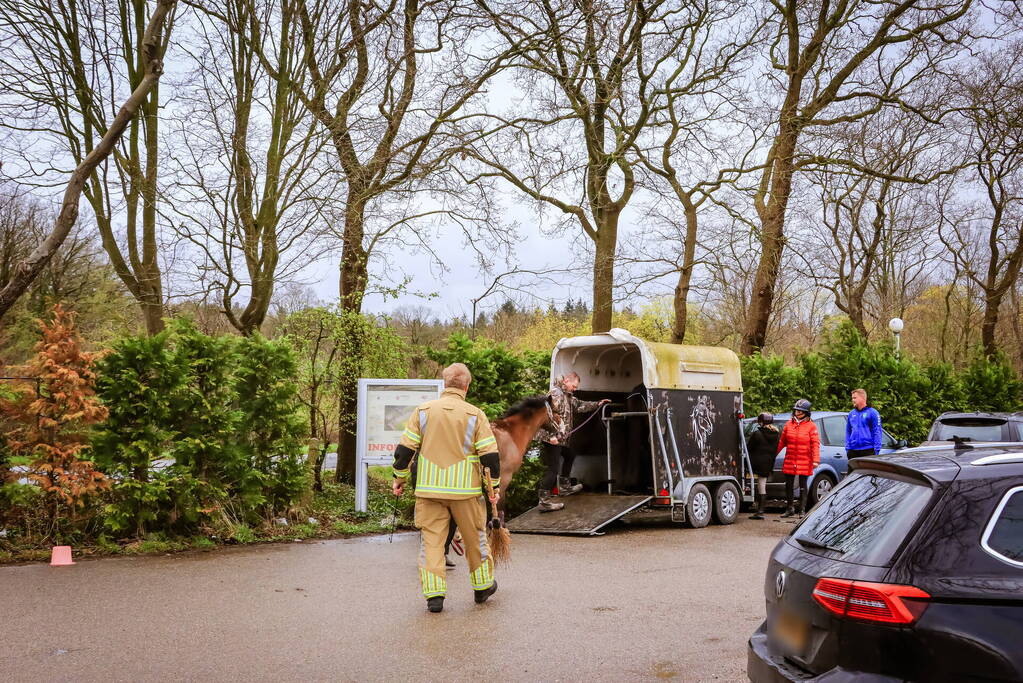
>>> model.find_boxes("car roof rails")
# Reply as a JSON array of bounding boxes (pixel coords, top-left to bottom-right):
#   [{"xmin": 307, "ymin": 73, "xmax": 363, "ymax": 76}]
[{"xmin": 970, "ymin": 452, "xmax": 1023, "ymax": 466}]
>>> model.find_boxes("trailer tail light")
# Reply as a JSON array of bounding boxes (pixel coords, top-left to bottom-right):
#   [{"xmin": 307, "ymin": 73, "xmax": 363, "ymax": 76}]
[{"xmin": 812, "ymin": 578, "xmax": 930, "ymax": 625}]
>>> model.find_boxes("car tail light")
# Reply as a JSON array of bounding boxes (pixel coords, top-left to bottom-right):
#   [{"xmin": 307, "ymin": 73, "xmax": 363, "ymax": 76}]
[{"xmin": 812, "ymin": 577, "xmax": 930, "ymax": 624}]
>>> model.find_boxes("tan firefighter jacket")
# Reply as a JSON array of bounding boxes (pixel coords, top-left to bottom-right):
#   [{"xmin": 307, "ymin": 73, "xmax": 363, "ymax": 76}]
[{"xmin": 391, "ymin": 387, "xmax": 500, "ymax": 499}]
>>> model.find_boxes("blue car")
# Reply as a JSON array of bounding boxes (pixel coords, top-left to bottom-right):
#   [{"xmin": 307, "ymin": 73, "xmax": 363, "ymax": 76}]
[{"xmin": 742, "ymin": 411, "xmax": 907, "ymax": 507}]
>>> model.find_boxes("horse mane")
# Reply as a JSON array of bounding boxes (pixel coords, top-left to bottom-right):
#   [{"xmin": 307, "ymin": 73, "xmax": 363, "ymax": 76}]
[{"xmin": 492, "ymin": 395, "xmax": 548, "ymax": 430}]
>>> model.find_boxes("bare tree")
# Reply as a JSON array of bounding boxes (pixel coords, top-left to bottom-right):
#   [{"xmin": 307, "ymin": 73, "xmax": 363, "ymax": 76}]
[
  {"xmin": 212, "ymin": 0, "xmax": 518, "ymax": 482},
  {"xmin": 461, "ymin": 0, "xmax": 752, "ymax": 333},
  {"xmin": 169, "ymin": 0, "xmax": 336, "ymax": 335},
  {"xmin": 796, "ymin": 107, "xmax": 949, "ymax": 337},
  {"xmin": 939, "ymin": 43, "xmax": 1023, "ymax": 357},
  {"xmin": 213, "ymin": 0, "xmax": 517, "ymax": 317},
  {"xmin": 740, "ymin": 0, "xmax": 977, "ymax": 354},
  {"xmin": 0, "ymin": 0, "xmax": 178, "ymax": 325},
  {"xmin": 629, "ymin": 2, "xmax": 767, "ymax": 343}
]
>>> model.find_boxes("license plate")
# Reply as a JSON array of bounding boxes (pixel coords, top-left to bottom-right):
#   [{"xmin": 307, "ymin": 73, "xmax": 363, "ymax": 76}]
[{"xmin": 770, "ymin": 609, "xmax": 809, "ymax": 655}]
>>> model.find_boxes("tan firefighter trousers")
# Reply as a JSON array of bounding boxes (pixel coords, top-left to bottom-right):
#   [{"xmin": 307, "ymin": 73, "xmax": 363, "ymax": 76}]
[{"xmin": 414, "ymin": 495, "xmax": 494, "ymax": 598}]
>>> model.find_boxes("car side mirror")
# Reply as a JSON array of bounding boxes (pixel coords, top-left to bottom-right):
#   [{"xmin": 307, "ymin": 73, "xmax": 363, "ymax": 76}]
[{"xmin": 896, "ymin": 439, "xmax": 908, "ymax": 449}]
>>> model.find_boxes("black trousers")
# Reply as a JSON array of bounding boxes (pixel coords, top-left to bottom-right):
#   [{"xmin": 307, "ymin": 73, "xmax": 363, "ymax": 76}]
[
  {"xmin": 784, "ymin": 474, "xmax": 808, "ymax": 505},
  {"xmin": 444, "ymin": 518, "xmax": 457, "ymax": 554},
  {"xmin": 846, "ymin": 448, "xmax": 873, "ymax": 459},
  {"xmin": 540, "ymin": 442, "xmax": 576, "ymax": 491}
]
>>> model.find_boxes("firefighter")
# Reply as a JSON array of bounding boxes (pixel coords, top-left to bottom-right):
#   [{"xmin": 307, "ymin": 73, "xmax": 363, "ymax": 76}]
[{"xmin": 391, "ymin": 363, "xmax": 501, "ymax": 613}]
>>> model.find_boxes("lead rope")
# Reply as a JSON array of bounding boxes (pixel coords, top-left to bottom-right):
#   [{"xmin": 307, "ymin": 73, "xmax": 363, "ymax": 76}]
[{"xmin": 564, "ymin": 403, "xmax": 608, "ymax": 438}]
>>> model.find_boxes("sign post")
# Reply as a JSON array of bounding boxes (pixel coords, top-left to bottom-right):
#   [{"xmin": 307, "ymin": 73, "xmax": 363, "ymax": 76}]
[{"xmin": 355, "ymin": 378, "xmax": 444, "ymax": 512}]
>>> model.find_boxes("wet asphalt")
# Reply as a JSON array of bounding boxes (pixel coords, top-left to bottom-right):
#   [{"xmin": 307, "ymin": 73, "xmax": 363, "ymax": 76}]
[{"xmin": 1, "ymin": 516, "xmax": 792, "ymax": 682}]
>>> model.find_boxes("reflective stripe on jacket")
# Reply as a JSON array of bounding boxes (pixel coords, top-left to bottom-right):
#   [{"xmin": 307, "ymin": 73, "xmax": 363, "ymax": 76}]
[
  {"xmin": 778, "ymin": 417, "xmax": 820, "ymax": 476},
  {"xmin": 394, "ymin": 387, "xmax": 499, "ymax": 499}
]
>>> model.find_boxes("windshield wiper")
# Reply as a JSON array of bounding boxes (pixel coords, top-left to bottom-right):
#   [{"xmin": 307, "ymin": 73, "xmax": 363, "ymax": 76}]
[{"xmin": 794, "ymin": 536, "xmax": 845, "ymax": 554}]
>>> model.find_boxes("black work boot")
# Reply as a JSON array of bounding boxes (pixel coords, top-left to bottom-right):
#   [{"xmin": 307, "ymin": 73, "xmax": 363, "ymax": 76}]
[
  {"xmin": 798, "ymin": 491, "xmax": 808, "ymax": 518},
  {"xmin": 556, "ymin": 476, "xmax": 583, "ymax": 496},
  {"xmin": 474, "ymin": 581, "xmax": 498, "ymax": 604},
  {"xmin": 749, "ymin": 493, "xmax": 765, "ymax": 520},
  {"xmin": 538, "ymin": 490, "xmax": 564, "ymax": 512},
  {"xmin": 427, "ymin": 596, "xmax": 444, "ymax": 613},
  {"xmin": 781, "ymin": 504, "xmax": 796, "ymax": 518}
]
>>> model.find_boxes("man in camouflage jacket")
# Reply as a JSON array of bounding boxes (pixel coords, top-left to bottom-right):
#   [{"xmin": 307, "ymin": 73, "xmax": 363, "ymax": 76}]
[{"xmin": 535, "ymin": 372, "xmax": 609, "ymax": 512}]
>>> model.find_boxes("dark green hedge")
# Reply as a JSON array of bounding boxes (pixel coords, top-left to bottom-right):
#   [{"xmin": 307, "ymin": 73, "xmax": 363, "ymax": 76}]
[{"xmin": 741, "ymin": 322, "xmax": 1021, "ymax": 444}]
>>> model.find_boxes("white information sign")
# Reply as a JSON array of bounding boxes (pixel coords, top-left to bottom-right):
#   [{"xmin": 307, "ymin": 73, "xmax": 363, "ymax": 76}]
[{"xmin": 355, "ymin": 378, "xmax": 444, "ymax": 511}]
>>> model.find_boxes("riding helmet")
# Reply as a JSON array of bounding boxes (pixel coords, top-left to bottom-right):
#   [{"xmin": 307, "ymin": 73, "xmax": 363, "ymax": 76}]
[
  {"xmin": 757, "ymin": 412, "xmax": 774, "ymax": 425},
  {"xmin": 792, "ymin": 398, "xmax": 812, "ymax": 414}
]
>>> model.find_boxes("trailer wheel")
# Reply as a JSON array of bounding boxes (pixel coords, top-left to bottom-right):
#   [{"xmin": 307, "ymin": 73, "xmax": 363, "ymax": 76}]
[
  {"xmin": 685, "ymin": 483, "xmax": 712, "ymax": 528},
  {"xmin": 712, "ymin": 481, "xmax": 740, "ymax": 525}
]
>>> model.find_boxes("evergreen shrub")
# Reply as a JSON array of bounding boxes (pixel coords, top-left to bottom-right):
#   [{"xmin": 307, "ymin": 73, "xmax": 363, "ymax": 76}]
[
  {"xmin": 741, "ymin": 321, "xmax": 1022, "ymax": 444},
  {"xmin": 94, "ymin": 321, "xmax": 309, "ymax": 536}
]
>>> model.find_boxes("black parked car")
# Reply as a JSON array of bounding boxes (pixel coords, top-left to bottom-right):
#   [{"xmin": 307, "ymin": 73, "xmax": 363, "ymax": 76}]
[
  {"xmin": 924, "ymin": 411, "xmax": 1023, "ymax": 445},
  {"xmin": 747, "ymin": 445, "xmax": 1023, "ymax": 682}
]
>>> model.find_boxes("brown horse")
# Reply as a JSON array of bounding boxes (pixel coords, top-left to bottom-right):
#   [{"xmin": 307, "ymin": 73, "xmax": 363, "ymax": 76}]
[{"xmin": 490, "ymin": 395, "xmax": 556, "ymax": 525}]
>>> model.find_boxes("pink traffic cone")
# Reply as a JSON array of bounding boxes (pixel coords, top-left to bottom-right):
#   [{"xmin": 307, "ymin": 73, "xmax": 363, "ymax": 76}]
[{"xmin": 49, "ymin": 546, "xmax": 74, "ymax": 566}]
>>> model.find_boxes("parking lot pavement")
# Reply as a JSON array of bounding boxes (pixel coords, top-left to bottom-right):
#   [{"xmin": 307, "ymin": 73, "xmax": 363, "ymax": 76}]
[{"xmin": 1, "ymin": 516, "xmax": 791, "ymax": 682}]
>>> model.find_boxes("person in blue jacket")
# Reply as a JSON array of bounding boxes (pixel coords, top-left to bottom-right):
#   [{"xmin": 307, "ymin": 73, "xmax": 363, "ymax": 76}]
[{"xmin": 846, "ymin": 388, "xmax": 882, "ymax": 458}]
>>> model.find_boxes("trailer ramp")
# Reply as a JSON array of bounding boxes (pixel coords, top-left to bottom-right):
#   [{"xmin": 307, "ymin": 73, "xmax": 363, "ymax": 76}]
[{"xmin": 506, "ymin": 493, "xmax": 652, "ymax": 536}]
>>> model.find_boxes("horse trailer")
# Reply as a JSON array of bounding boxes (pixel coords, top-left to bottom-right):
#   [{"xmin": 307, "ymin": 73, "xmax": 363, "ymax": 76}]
[{"xmin": 507, "ymin": 329, "xmax": 753, "ymax": 535}]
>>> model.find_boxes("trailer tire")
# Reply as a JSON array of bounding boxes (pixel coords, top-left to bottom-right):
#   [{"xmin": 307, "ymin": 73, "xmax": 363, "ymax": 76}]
[
  {"xmin": 685, "ymin": 483, "xmax": 712, "ymax": 529},
  {"xmin": 712, "ymin": 481, "xmax": 740, "ymax": 525}
]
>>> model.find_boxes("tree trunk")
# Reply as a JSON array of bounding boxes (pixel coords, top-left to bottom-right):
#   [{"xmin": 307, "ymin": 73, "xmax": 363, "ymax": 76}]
[
  {"xmin": 140, "ymin": 81, "xmax": 164, "ymax": 335},
  {"xmin": 591, "ymin": 215, "xmax": 619, "ymax": 333},
  {"xmin": 335, "ymin": 391, "xmax": 358, "ymax": 484},
  {"xmin": 741, "ymin": 119, "xmax": 800, "ymax": 355},
  {"xmin": 334, "ymin": 192, "xmax": 369, "ymax": 485},
  {"xmin": 1011, "ymin": 288, "xmax": 1023, "ymax": 373},
  {"xmin": 671, "ymin": 200, "xmax": 698, "ymax": 344},
  {"xmin": 339, "ymin": 193, "xmax": 369, "ymax": 313},
  {"xmin": 0, "ymin": 0, "xmax": 176, "ymax": 321},
  {"xmin": 981, "ymin": 291, "xmax": 1005, "ymax": 359},
  {"xmin": 846, "ymin": 290, "xmax": 868, "ymax": 338}
]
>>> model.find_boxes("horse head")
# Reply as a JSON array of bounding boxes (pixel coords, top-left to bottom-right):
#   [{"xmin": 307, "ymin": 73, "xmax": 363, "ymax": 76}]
[{"xmin": 493, "ymin": 394, "xmax": 556, "ymax": 435}]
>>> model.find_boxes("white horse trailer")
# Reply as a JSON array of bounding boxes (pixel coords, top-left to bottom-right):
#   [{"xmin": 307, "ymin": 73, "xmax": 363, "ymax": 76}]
[{"xmin": 508, "ymin": 329, "xmax": 752, "ymax": 535}]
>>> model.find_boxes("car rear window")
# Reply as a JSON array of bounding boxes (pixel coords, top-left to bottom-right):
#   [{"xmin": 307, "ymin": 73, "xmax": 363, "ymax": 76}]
[
  {"xmin": 982, "ymin": 486, "xmax": 1023, "ymax": 568},
  {"xmin": 791, "ymin": 471, "xmax": 933, "ymax": 566},
  {"xmin": 932, "ymin": 418, "xmax": 1008, "ymax": 442}
]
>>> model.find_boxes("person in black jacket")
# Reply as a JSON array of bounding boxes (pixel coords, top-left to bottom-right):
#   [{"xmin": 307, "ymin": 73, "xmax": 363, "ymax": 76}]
[{"xmin": 746, "ymin": 412, "xmax": 780, "ymax": 520}]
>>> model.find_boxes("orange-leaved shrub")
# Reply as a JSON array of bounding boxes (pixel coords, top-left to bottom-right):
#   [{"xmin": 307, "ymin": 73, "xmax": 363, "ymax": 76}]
[{"xmin": 1, "ymin": 304, "xmax": 109, "ymax": 531}]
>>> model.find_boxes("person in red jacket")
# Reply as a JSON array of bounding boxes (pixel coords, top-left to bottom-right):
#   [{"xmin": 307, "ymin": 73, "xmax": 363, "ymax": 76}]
[{"xmin": 777, "ymin": 398, "xmax": 820, "ymax": 518}]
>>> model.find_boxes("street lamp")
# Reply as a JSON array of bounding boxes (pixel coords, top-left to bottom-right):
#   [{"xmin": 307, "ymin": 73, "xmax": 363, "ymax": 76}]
[{"xmin": 889, "ymin": 317, "xmax": 904, "ymax": 358}]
